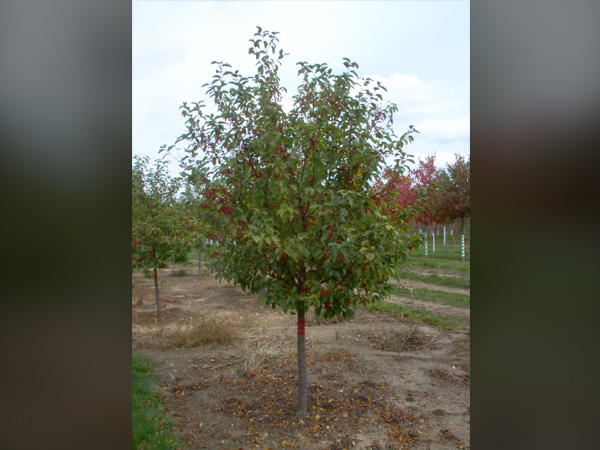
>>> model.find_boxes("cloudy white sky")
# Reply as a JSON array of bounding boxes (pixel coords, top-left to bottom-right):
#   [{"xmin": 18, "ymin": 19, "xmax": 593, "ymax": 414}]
[{"xmin": 133, "ymin": 1, "xmax": 469, "ymax": 173}]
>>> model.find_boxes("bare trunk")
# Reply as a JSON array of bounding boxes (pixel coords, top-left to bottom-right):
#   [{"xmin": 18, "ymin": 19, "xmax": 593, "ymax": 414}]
[
  {"xmin": 296, "ymin": 306, "xmax": 307, "ymax": 416},
  {"xmin": 198, "ymin": 249, "xmax": 202, "ymax": 277},
  {"xmin": 154, "ymin": 267, "xmax": 161, "ymax": 320}
]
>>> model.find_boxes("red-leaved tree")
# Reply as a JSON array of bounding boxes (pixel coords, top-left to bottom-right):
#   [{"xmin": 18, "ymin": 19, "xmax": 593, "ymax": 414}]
[
  {"xmin": 376, "ymin": 153, "xmax": 443, "ymax": 232},
  {"xmin": 411, "ymin": 153, "xmax": 444, "ymax": 227}
]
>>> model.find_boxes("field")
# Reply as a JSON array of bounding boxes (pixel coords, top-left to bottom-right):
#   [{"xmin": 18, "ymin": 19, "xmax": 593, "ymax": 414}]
[{"xmin": 132, "ymin": 243, "xmax": 470, "ymax": 450}]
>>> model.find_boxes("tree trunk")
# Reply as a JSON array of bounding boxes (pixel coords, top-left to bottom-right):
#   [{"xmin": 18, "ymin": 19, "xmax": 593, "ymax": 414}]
[
  {"xmin": 154, "ymin": 267, "xmax": 161, "ymax": 320},
  {"xmin": 198, "ymin": 248, "xmax": 202, "ymax": 277},
  {"xmin": 296, "ymin": 306, "xmax": 307, "ymax": 416}
]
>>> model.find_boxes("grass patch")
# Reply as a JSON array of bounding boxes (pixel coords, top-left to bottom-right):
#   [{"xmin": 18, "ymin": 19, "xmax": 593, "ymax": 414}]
[
  {"xmin": 167, "ymin": 316, "xmax": 239, "ymax": 348},
  {"xmin": 408, "ymin": 257, "xmax": 470, "ymax": 273},
  {"xmin": 364, "ymin": 301, "xmax": 468, "ymax": 330},
  {"xmin": 391, "ymin": 286, "xmax": 470, "ymax": 307},
  {"xmin": 132, "ymin": 354, "xmax": 186, "ymax": 450},
  {"xmin": 413, "ymin": 288, "xmax": 470, "ymax": 307},
  {"xmin": 398, "ymin": 271, "xmax": 470, "ymax": 289}
]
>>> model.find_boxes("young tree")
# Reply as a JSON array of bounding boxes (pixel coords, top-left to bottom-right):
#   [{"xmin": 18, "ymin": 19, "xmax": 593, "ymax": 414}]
[
  {"xmin": 161, "ymin": 27, "xmax": 420, "ymax": 416},
  {"xmin": 132, "ymin": 156, "xmax": 198, "ymax": 318}
]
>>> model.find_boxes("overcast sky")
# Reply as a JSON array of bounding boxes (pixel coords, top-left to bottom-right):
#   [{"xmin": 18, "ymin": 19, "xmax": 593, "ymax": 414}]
[{"xmin": 133, "ymin": 1, "xmax": 469, "ymax": 174}]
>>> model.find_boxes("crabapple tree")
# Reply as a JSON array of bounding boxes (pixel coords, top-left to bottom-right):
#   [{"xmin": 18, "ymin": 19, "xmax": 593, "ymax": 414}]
[
  {"xmin": 132, "ymin": 156, "xmax": 198, "ymax": 318},
  {"xmin": 161, "ymin": 27, "xmax": 420, "ymax": 415}
]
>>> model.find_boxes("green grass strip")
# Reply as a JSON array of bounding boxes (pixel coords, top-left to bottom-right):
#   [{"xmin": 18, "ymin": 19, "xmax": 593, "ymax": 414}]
[
  {"xmin": 391, "ymin": 285, "xmax": 470, "ymax": 307},
  {"xmin": 398, "ymin": 271, "xmax": 470, "ymax": 289},
  {"xmin": 412, "ymin": 288, "xmax": 470, "ymax": 307},
  {"xmin": 364, "ymin": 301, "xmax": 469, "ymax": 330},
  {"xmin": 132, "ymin": 354, "xmax": 187, "ymax": 450},
  {"xmin": 411, "ymin": 246, "xmax": 470, "ymax": 261},
  {"xmin": 408, "ymin": 256, "xmax": 470, "ymax": 273}
]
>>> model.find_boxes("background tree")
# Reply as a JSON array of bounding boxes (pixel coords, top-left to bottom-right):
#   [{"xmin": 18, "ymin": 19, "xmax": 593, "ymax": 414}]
[
  {"xmin": 434, "ymin": 153, "xmax": 470, "ymax": 235},
  {"xmin": 376, "ymin": 153, "xmax": 443, "ymax": 235},
  {"xmin": 132, "ymin": 156, "xmax": 198, "ymax": 319},
  {"xmin": 373, "ymin": 169, "xmax": 419, "ymax": 228},
  {"xmin": 161, "ymin": 27, "xmax": 421, "ymax": 416},
  {"xmin": 178, "ymin": 181, "xmax": 209, "ymax": 277},
  {"xmin": 411, "ymin": 153, "xmax": 444, "ymax": 229}
]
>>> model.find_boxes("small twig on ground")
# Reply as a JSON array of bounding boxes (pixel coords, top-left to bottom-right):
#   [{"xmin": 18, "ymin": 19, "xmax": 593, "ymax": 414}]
[
  {"xmin": 429, "ymin": 348, "xmax": 441, "ymax": 372},
  {"xmin": 372, "ymin": 395, "xmax": 385, "ymax": 404},
  {"xmin": 428, "ymin": 334, "xmax": 439, "ymax": 347}
]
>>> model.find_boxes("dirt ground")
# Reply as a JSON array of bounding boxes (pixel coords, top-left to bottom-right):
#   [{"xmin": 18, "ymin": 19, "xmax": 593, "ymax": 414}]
[{"xmin": 132, "ymin": 262, "xmax": 470, "ymax": 450}]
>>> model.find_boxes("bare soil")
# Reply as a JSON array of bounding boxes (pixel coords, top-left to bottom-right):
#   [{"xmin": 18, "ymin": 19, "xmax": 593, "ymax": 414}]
[{"xmin": 132, "ymin": 263, "xmax": 470, "ymax": 450}]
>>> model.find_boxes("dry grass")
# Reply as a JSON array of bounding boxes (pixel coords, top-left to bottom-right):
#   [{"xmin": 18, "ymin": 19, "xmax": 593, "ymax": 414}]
[
  {"xmin": 209, "ymin": 325, "xmax": 295, "ymax": 381},
  {"xmin": 236, "ymin": 333, "xmax": 293, "ymax": 375},
  {"xmin": 171, "ymin": 269, "xmax": 189, "ymax": 277},
  {"xmin": 167, "ymin": 315, "xmax": 240, "ymax": 348},
  {"xmin": 132, "ymin": 281, "xmax": 151, "ymax": 305},
  {"xmin": 170, "ymin": 322, "xmax": 295, "ymax": 381}
]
